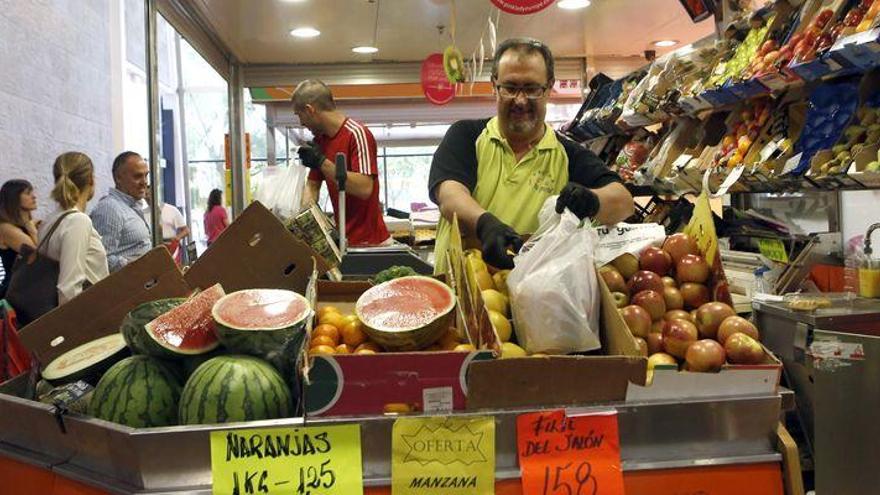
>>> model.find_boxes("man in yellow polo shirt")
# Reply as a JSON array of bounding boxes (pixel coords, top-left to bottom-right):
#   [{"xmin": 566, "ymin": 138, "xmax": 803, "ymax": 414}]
[{"xmin": 430, "ymin": 38, "xmax": 634, "ymax": 271}]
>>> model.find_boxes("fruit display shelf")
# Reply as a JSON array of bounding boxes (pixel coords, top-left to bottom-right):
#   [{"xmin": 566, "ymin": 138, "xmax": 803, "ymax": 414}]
[{"xmin": 0, "ymin": 368, "xmax": 791, "ymax": 494}]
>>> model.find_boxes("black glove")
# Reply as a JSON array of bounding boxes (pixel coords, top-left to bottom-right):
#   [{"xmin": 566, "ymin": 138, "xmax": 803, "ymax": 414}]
[
  {"xmin": 476, "ymin": 212, "xmax": 523, "ymax": 270},
  {"xmin": 297, "ymin": 141, "xmax": 326, "ymax": 169},
  {"xmin": 555, "ymin": 182, "xmax": 600, "ymax": 220}
]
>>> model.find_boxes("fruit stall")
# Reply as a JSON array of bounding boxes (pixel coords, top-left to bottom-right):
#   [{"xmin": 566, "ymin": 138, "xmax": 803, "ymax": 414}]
[{"xmin": 4, "ymin": 0, "xmax": 880, "ymax": 493}]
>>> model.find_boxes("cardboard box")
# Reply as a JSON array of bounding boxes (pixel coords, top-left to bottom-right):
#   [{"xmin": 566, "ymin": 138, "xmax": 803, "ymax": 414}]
[
  {"xmin": 828, "ymin": 28, "xmax": 880, "ymax": 71},
  {"xmin": 302, "ymin": 279, "xmax": 495, "ymax": 417},
  {"xmin": 19, "ymin": 201, "xmax": 326, "ymax": 375},
  {"xmin": 848, "ymin": 142, "xmax": 880, "ymax": 187}
]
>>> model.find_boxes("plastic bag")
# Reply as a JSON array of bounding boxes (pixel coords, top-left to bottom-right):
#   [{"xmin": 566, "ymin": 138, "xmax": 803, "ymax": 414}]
[
  {"xmin": 254, "ymin": 163, "xmax": 309, "ymax": 222},
  {"xmin": 507, "ymin": 198, "xmax": 601, "ymax": 354}
]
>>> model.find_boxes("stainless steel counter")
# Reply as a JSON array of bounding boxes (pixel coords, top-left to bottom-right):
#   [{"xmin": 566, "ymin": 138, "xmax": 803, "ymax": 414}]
[{"xmin": 0, "ymin": 392, "xmax": 784, "ymax": 494}]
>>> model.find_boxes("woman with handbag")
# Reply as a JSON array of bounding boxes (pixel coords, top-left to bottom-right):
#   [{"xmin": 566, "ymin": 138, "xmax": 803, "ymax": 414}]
[
  {"xmin": 0, "ymin": 180, "xmax": 38, "ymax": 299},
  {"xmin": 7, "ymin": 152, "xmax": 109, "ymax": 326}
]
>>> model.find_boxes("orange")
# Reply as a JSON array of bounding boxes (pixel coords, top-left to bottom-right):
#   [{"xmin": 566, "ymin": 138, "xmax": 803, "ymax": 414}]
[
  {"xmin": 383, "ymin": 403, "xmax": 413, "ymax": 414},
  {"xmin": 317, "ymin": 305, "xmax": 339, "ymax": 319},
  {"xmin": 341, "ymin": 320, "xmax": 368, "ymax": 347},
  {"xmin": 342, "ymin": 314, "xmax": 360, "ymax": 325},
  {"xmin": 354, "ymin": 348, "xmax": 376, "ymax": 355},
  {"xmin": 309, "ymin": 345, "xmax": 336, "ymax": 356},
  {"xmin": 313, "ymin": 324, "xmax": 340, "ymax": 344},
  {"xmin": 355, "ymin": 342, "xmax": 382, "ymax": 353},
  {"xmin": 310, "ymin": 334, "xmax": 337, "ymax": 348},
  {"xmin": 453, "ymin": 344, "xmax": 476, "ymax": 352},
  {"xmin": 335, "ymin": 344, "xmax": 354, "ymax": 354},
  {"xmin": 319, "ymin": 312, "xmax": 347, "ymax": 330}
]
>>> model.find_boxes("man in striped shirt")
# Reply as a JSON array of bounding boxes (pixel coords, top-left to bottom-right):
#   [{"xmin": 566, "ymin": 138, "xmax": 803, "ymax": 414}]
[
  {"xmin": 293, "ymin": 80, "xmax": 390, "ymax": 246},
  {"xmin": 90, "ymin": 151, "xmax": 152, "ymax": 271}
]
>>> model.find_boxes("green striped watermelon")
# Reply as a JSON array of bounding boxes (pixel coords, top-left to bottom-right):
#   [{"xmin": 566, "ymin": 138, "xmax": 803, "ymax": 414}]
[
  {"xmin": 121, "ymin": 284, "xmax": 225, "ymax": 359},
  {"xmin": 88, "ymin": 356, "xmax": 181, "ymax": 428},
  {"xmin": 212, "ymin": 289, "xmax": 311, "ymax": 357},
  {"xmin": 178, "ymin": 355, "xmax": 292, "ymax": 425}
]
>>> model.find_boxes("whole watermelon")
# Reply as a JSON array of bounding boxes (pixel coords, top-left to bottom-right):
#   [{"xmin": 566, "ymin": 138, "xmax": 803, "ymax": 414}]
[
  {"xmin": 88, "ymin": 356, "xmax": 181, "ymax": 428},
  {"xmin": 179, "ymin": 355, "xmax": 292, "ymax": 425}
]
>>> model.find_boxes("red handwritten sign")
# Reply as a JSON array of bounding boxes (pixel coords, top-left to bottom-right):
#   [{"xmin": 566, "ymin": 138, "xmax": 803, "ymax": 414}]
[
  {"xmin": 517, "ymin": 409, "xmax": 624, "ymax": 495},
  {"xmin": 420, "ymin": 53, "xmax": 455, "ymax": 106},
  {"xmin": 491, "ymin": 0, "xmax": 555, "ymax": 15}
]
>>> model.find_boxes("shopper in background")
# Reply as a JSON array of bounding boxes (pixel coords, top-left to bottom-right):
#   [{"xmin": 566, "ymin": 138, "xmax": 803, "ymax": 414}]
[
  {"xmin": 291, "ymin": 79, "xmax": 390, "ymax": 246},
  {"xmin": 39, "ymin": 152, "xmax": 109, "ymax": 304},
  {"xmin": 0, "ymin": 180, "xmax": 38, "ymax": 299},
  {"xmin": 91, "ymin": 151, "xmax": 152, "ymax": 271},
  {"xmin": 429, "ymin": 37, "xmax": 633, "ymax": 271},
  {"xmin": 143, "ymin": 189, "xmax": 190, "ymax": 264},
  {"xmin": 204, "ymin": 189, "xmax": 228, "ymax": 246}
]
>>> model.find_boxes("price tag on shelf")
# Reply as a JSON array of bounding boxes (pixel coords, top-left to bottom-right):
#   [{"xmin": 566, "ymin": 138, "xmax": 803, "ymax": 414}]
[
  {"xmin": 392, "ymin": 415, "xmax": 495, "ymax": 494},
  {"xmin": 210, "ymin": 424, "xmax": 363, "ymax": 495},
  {"xmin": 758, "ymin": 239, "xmax": 789, "ymax": 263},
  {"xmin": 782, "ymin": 152, "xmax": 804, "ymax": 174},
  {"xmin": 671, "ymin": 153, "xmax": 694, "ymax": 170},
  {"xmin": 517, "ymin": 409, "xmax": 624, "ymax": 495}
]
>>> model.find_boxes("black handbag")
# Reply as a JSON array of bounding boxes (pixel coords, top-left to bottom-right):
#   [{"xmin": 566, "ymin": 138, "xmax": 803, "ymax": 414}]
[{"xmin": 6, "ymin": 211, "xmax": 77, "ymax": 326}]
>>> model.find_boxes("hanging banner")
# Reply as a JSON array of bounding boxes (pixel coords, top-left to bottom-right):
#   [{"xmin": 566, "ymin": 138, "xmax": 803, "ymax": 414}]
[
  {"xmin": 392, "ymin": 415, "xmax": 495, "ymax": 494},
  {"xmin": 491, "ymin": 0, "xmax": 555, "ymax": 15},
  {"xmin": 421, "ymin": 53, "xmax": 456, "ymax": 106},
  {"xmin": 517, "ymin": 409, "xmax": 625, "ymax": 495}
]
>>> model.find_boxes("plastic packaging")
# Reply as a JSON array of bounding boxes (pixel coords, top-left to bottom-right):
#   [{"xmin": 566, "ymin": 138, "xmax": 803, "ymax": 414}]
[
  {"xmin": 507, "ymin": 198, "xmax": 601, "ymax": 354},
  {"xmin": 254, "ymin": 163, "xmax": 309, "ymax": 222}
]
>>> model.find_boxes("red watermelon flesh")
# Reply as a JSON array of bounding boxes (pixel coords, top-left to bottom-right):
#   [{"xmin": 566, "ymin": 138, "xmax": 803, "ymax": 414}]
[
  {"xmin": 357, "ymin": 276, "xmax": 454, "ymax": 331},
  {"xmin": 145, "ymin": 284, "xmax": 225, "ymax": 353},
  {"xmin": 214, "ymin": 289, "xmax": 310, "ymax": 330}
]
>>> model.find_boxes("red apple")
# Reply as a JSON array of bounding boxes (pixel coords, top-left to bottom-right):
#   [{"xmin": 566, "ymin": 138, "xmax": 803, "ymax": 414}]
[
  {"xmin": 665, "ymin": 309, "xmax": 693, "ymax": 322},
  {"xmin": 662, "ymin": 276, "xmax": 677, "ymax": 288},
  {"xmin": 663, "ymin": 318, "xmax": 698, "ymax": 359},
  {"xmin": 600, "ymin": 265, "xmax": 628, "ymax": 294},
  {"xmin": 717, "ymin": 316, "xmax": 760, "ymax": 344},
  {"xmin": 694, "ymin": 302, "xmax": 737, "ymax": 339},
  {"xmin": 676, "ymin": 254, "xmax": 710, "ymax": 284},
  {"xmin": 634, "ymin": 337, "xmax": 648, "ymax": 357},
  {"xmin": 632, "ymin": 290, "xmax": 667, "ymax": 321},
  {"xmin": 686, "ymin": 339, "xmax": 727, "ymax": 372},
  {"xmin": 725, "ymin": 333, "xmax": 765, "ymax": 364},
  {"xmin": 620, "ymin": 305, "xmax": 652, "ymax": 338},
  {"xmin": 662, "ymin": 286, "xmax": 684, "ymax": 310},
  {"xmin": 612, "ymin": 292, "xmax": 629, "ymax": 308},
  {"xmin": 629, "ymin": 270, "xmax": 665, "ymax": 294},
  {"xmin": 611, "ymin": 253, "xmax": 639, "ymax": 279},
  {"xmin": 662, "ymin": 233, "xmax": 700, "ymax": 264},
  {"xmin": 640, "ymin": 246, "xmax": 672, "ymax": 276},
  {"xmin": 680, "ymin": 283, "xmax": 711, "ymax": 310},
  {"xmin": 646, "ymin": 332, "xmax": 664, "ymax": 355}
]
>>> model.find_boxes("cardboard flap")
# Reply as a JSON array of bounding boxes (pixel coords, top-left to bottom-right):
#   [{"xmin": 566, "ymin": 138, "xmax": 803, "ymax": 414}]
[
  {"xmin": 466, "ymin": 356, "xmax": 646, "ymax": 410},
  {"xmin": 20, "ymin": 247, "xmax": 189, "ymax": 364},
  {"xmin": 184, "ymin": 202, "xmax": 328, "ymax": 295}
]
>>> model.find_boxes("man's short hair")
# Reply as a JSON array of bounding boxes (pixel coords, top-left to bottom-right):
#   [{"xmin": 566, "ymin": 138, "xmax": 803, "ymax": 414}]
[
  {"xmin": 112, "ymin": 151, "xmax": 141, "ymax": 178},
  {"xmin": 491, "ymin": 37, "xmax": 555, "ymax": 83},
  {"xmin": 291, "ymin": 80, "xmax": 336, "ymax": 111}
]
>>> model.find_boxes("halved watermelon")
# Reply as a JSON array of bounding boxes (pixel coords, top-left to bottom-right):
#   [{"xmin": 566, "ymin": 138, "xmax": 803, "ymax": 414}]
[
  {"xmin": 212, "ymin": 289, "xmax": 311, "ymax": 357},
  {"xmin": 122, "ymin": 284, "xmax": 225, "ymax": 359},
  {"xmin": 355, "ymin": 276, "xmax": 455, "ymax": 351},
  {"xmin": 41, "ymin": 334, "xmax": 130, "ymax": 385}
]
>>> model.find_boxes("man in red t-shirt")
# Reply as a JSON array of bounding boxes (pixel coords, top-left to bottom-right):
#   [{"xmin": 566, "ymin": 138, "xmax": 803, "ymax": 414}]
[{"xmin": 292, "ymin": 80, "xmax": 390, "ymax": 246}]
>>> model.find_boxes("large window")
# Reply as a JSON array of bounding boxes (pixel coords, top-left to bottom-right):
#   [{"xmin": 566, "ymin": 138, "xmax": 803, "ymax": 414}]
[{"xmin": 379, "ymin": 146, "xmax": 435, "ymax": 212}]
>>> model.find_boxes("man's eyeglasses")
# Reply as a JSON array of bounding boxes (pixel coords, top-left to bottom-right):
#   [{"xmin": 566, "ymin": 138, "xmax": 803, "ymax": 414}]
[{"xmin": 495, "ymin": 84, "xmax": 549, "ymax": 99}]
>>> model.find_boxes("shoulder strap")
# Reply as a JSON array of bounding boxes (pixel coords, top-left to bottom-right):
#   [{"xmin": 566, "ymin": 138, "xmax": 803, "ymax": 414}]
[{"xmin": 36, "ymin": 210, "xmax": 78, "ymax": 253}]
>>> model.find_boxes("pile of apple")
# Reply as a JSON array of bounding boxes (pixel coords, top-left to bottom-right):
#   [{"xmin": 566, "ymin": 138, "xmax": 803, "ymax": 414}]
[{"xmin": 600, "ymin": 233, "xmax": 765, "ymax": 376}]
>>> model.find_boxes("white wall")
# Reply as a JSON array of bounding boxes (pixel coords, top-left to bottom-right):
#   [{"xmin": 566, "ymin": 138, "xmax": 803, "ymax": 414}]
[{"xmin": 0, "ymin": 0, "xmax": 114, "ymax": 218}]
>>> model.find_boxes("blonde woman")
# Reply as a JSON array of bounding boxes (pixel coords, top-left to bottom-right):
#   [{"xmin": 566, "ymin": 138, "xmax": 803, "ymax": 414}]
[{"xmin": 38, "ymin": 152, "xmax": 109, "ymax": 305}]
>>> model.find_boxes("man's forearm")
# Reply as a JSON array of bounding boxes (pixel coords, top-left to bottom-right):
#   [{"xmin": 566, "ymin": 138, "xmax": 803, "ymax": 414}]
[
  {"xmin": 319, "ymin": 160, "xmax": 374, "ymax": 200},
  {"xmin": 436, "ymin": 182, "xmax": 486, "ymax": 236},
  {"xmin": 593, "ymin": 182, "xmax": 634, "ymax": 226}
]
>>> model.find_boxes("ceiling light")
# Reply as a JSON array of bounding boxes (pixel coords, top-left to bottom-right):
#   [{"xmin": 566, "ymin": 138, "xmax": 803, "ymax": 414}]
[
  {"xmin": 557, "ymin": 0, "xmax": 591, "ymax": 9},
  {"xmin": 352, "ymin": 46, "xmax": 379, "ymax": 54},
  {"xmin": 653, "ymin": 39, "xmax": 679, "ymax": 47},
  {"xmin": 290, "ymin": 27, "xmax": 320, "ymax": 38}
]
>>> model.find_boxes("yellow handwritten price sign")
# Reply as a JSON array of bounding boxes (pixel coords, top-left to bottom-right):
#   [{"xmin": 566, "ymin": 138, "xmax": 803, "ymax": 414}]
[
  {"xmin": 758, "ymin": 239, "xmax": 789, "ymax": 263},
  {"xmin": 517, "ymin": 409, "xmax": 624, "ymax": 495},
  {"xmin": 392, "ymin": 416, "xmax": 495, "ymax": 494},
  {"xmin": 210, "ymin": 424, "xmax": 363, "ymax": 495}
]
